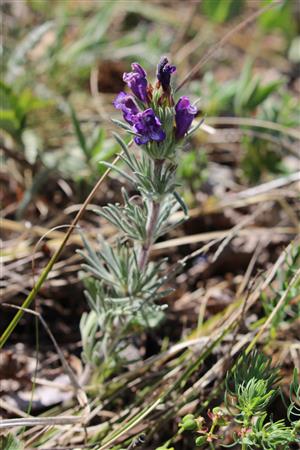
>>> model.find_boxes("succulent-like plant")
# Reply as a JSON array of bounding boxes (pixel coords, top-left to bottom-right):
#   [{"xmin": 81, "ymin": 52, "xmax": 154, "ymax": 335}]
[{"xmin": 170, "ymin": 351, "xmax": 300, "ymax": 450}]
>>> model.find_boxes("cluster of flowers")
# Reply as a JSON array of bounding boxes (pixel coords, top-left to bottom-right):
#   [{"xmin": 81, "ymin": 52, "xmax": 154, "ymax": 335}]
[{"xmin": 113, "ymin": 57, "xmax": 197, "ymax": 146}]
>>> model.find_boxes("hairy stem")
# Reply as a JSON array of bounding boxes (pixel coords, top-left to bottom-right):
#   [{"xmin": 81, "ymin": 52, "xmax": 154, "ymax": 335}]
[
  {"xmin": 138, "ymin": 159, "xmax": 164, "ymax": 271},
  {"xmin": 138, "ymin": 200, "xmax": 160, "ymax": 271}
]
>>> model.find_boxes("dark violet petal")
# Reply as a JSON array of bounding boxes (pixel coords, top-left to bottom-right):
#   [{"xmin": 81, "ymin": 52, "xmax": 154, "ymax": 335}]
[
  {"xmin": 123, "ymin": 111, "xmax": 135, "ymax": 125},
  {"xmin": 157, "ymin": 56, "xmax": 176, "ymax": 91},
  {"xmin": 123, "ymin": 64, "xmax": 148, "ymax": 103},
  {"xmin": 132, "ymin": 108, "xmax": 166, "ymax": 145},
  {"xmin": 175, "ymin": 96, "xmax": 197, "ymax": 114},
  {"xmin": 113, "ymin": 91, "xmax": 127, "ymax": 109},
  {"xmin": 134, "ymin": 134, "xmax": 149, "ymax": 145},
  {"xmin": 150, "ymin": 129, "xmax": 166, "ymax": 142},
  {"xmin": 113, "ymin": 91, "xmax": 139, "ymax": 125},
  {"xmin": 175, "ymin": 96, "xmax": 197, "ymax": 139},
  {"xmin": 131, "ymin": 63, "xmax": 147, "ymax": 77}
]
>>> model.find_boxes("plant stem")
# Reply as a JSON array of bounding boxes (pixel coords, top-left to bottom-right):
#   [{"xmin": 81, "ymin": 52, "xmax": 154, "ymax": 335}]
[
  {"xmin": 138, "ymin": 159, "xmax": 164, "ymax": 271},
  {"xmin": 138, "ymin": 200, "xmax": 160, "ymax": 271}
]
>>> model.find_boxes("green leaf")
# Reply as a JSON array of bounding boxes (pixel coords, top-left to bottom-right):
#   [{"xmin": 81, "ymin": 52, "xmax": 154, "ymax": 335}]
[
  {"xmin": 111, "ymin": 118, "xmax": 133, "ymax": 131},
  {"xmin": 202, "ymin": 0, "xmax": 245, "ymax": 23},
  {"xmin": 0, "ymin": 433, "xmax": 23, "ymax": 450},
  {"xmin": 234, "ymin": 58, "xmax": 252, "ymax": 114},
  {"xmin": 59, "ymin": 1, "xmax": 117, "ymax": 63},
  {"xmin": 69, "ymin": 104, "xmax": 89, "ymax": 159},
  {"xmin": 259, "ymin": 0, "xmax": 297, "ymax": 41},
  {"xmin": 7, "ymin": 21, "xmax": 54, "ymax": 80},
  {"xmin": 89, "ymin": 127, "xmax": 105, "ymax": 158},
  {"xmin": 247, "ymin": 80, "xmax": 282, "ymax": 110},
  {"xmin": 173, "ymin": 191, "xmax": 188, "ymax": 217}
]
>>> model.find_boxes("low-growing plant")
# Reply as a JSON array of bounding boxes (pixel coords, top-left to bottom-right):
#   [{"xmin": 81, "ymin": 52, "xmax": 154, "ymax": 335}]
[
  {"xmin": 191, "ymin": 59, "xmax": 282, "ymax": 117},
  {"xmin": 0, "ymin": 80, "xmax": 48, "ymax": 144},
  {"xmin": 161, "ymin": 351, "xmax": 299, "ymax": 449},
  {"xmin": 78, "ymin": 57, "xmax": 201, "ymax": 374}
]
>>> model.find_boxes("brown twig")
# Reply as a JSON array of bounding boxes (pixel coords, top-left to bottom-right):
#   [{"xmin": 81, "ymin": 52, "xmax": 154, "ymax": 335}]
[{"xmin": 1, "ymin": 142, "xmax": 33, "ymax": 168}]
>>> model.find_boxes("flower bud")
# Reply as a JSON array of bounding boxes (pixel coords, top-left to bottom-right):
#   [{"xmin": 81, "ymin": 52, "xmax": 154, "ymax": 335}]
[
  {"xmin": 179, "ymin": 414, "xmax": 198, "ymax": 431},
  {"xmin": 175, "ymin": 96, "xmax": 197, "ymax": 139},
  {"xmin": 195, "ymin": 436, "xmax": 207, "ymax": 446},
  {"xmin": 123, "ymin": 63, "xmax": 148, "ymax": 103},
  {"xmin": 157, "ymin": 57, "xmax": 176, "ymax": 91},
  {"xmin": 211, "ymin": 407, "xmax": 227, "ymax": 425}
]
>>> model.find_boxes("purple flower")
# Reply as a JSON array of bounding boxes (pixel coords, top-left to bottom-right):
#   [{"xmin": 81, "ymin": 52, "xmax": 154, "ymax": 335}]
[
  {"xmin": 157, "ymin": 57, "xmax": 176, "ymax": 91},
  {"xmin": 113, "ymin": 91, "xmax": 139, "ymax": 125},
  {"xmin": 175, "ymin": 96, "xmax": 197, "ymax": 139},
  {"xmin": 132, "ymin": 109, "xmax": 166, "ymax": 146},
  {"xmin": 123, "ymin": 63, "xmax": 148, "ymax": 103}
]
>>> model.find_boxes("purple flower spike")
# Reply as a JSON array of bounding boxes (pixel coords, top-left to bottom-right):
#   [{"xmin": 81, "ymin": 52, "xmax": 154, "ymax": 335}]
[
  {"xmin": 157, "ymin": 57, "xmax": 176, "ymax": 91},
  {"xmin": 175, "ymin": 96, "xmax": 197, "ymax": 139},
  {"xmin": 132, "ymin": 109, "xmax": 166, "ymax": 146},
  {"xmin": 113, "ymin": 91, "xmax": 139, "ymax": 125},
  {"xmin": 123, "ymin": 63, "xmax": 148, "ymax": 103}
]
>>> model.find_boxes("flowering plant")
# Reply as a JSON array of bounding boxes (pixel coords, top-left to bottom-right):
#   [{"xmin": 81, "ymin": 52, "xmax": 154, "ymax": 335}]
[
  {"xmin": 79, "ymin": 58, "xmax": 201, "ymax": 369},
  {"xmin": 113, "ymin": 58, "xmax": 198, "ymax": 158}
]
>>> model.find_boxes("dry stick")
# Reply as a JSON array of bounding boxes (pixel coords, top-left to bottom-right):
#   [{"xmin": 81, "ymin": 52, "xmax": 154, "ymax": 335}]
[
  {"xmin": 175, "ymin": 0, "xmax": 282, "ymax": 93},
  {"xmin": 211, "ymin": 202, "xmax": 269, "ymax": 262},
  {"xmin": 205, "ymin": 117, "xmax": 300, "ymax": 141},
  {"xmin": 31, "ymin": 224, "xmax": 81, "ymax": 285},
  {"xmin": 28, "ymin": 446, "xmax": 97, "ymax": 450},
  {"xmin": 1, "ymin": 142, "xmax": 33, "ymax": 168},
  {"xmin": 0, "ymin": 416, "xmax": 82, "ymax": 430},
  {"xmin": 153, "ymin": 226, "xmax": 297, "ymax": 251},
  {"xmin": 236, "ymin": 240, "xmax": 265, "ymax": 298},
  {"xmin": 0, "ymin": 398, "xmax": 34, "ymax": 419},
  {"xmin": 0, "ymin": 153, "xmax": 122, "ymax": 349},
  {"xmin": 90, "ymin": 65, "xmax": 110, "ymax": 121}
]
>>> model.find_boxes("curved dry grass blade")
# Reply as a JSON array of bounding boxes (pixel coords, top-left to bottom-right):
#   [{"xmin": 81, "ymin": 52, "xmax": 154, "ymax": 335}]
[
  {"xmin": 205, "ymin": 116, "xmax": 300, "ymax": 140},
  {"xmin": 0, "ymin": 153, "xmax": 123, "ymax": 349},
  {"xmin": 246, "ymin": 266, "xmax": 300, "ymax": 353},
  {"xmin": 175, "ymin": 1, "xmax": 283, "ymax": 92}
]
